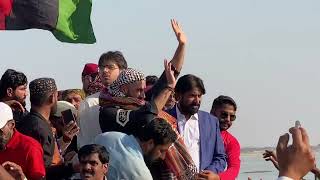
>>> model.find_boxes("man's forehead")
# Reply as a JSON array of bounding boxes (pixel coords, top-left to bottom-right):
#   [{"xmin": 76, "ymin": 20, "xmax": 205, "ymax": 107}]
[
  {"xmin": 80, "ymin": 153, "xmax": 100, "ymax": 161},
  {"xmin": 220, "ymin": 104, "xmax": 236, "ymax": 112}
]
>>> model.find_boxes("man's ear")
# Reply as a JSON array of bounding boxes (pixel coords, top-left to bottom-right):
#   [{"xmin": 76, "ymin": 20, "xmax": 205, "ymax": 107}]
[
  {"xmin": 7, "ymin": 120, "xmax": 15, "ymax": 130},
  {"xmin": 141, "ymin": 139, "xmax": 154, "ymax": 153},
  {"xmin": 6, "ymin": 88, "xmax": 13, "ymax": 97},
  {"xmin": 103, "ymin": 163, "xmax": 109, "ymax": 175}
]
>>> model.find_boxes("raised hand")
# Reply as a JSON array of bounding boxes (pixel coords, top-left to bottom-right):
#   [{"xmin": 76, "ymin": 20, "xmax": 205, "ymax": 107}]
[
  {"xmin": 277, "ymin": 127, "xmax": 315, "ymax": 179},
  {"xmin": 171, "ymin": 19, "xmax": 187, "ymax": 45},
  {"xmin": 164, "ymin": 59, "xmax": 176, "ymax": 89},
  {"xmin": 4, "ymin": 100, "xmax": 25, "ymax": 112}
]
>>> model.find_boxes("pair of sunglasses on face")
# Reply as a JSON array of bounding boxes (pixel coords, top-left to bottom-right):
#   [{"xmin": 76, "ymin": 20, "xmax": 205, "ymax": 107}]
[{"xmin": 220, "ymin": 111, "xmax": 236, "ymax": 122}]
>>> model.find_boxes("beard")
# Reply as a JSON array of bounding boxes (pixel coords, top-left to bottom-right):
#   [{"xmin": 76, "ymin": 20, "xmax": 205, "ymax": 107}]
[
  {"xmin": 179, "ymin": 102, "xmax": 200, "ymax": 115},
  {"xmin": 0, "ymin": 132, "xmax": 12, "ymax": 151},
  {"xmin": 13, "ymin": 95, "xmax": 26, "ymax": 108},
  {"xmin": 50, "ymin": 101, "xmax": 58, "ymax": 116}
]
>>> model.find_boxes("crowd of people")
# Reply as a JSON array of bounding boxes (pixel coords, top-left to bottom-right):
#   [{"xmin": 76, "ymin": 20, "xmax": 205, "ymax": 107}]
[{"xmin": 0, "ymin": 19, "xmax": 316, "ymax": 180}]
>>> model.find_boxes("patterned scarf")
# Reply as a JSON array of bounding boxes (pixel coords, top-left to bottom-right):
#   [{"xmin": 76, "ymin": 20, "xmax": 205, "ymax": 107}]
[
  {"xmin": 99, "ymin": 90, "xmax": 197, "ymax": 180},
  {"xmin": 87, "ymin": 75, "xmax": 105, "ymax": 96}
]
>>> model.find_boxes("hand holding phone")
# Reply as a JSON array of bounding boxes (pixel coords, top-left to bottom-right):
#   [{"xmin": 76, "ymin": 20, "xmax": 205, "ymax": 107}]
[{"xmin": 61, "ymin": 109, "xmax": 75, "ymax": 126}]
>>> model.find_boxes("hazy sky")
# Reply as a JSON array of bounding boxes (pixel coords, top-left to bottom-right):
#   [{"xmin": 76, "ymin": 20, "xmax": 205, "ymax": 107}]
[{"xmin": 1, "ymin": 0, "xmax": 320, "ymax": 147}]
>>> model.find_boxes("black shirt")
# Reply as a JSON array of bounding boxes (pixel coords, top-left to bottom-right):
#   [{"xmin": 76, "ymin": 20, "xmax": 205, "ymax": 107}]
[
  {"xmin": 99, "ymin": 101, "xmax": 158, "ymax": 136},
  {"xmin": 17, "ymin": 110, "xmax": 54, "ymax": 168}
]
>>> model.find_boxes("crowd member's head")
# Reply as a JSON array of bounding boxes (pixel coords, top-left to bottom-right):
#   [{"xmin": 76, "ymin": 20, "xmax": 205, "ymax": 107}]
[
  {"xmin": 98, "ymin": 51, "xmax": 128, "ymax": 87},
  {"xmin": 0, "ymin": 69, "xmax": 28, "ymax": 107},
  {"xmin": 0, "ymin": 102, "xmax": 16, "ymax": 151},
  {"xmin": 78, "ymin": 144, "xmax": 109, "ymax": 180},
  {"xmin": 164, "ymin": 92, "xmax": 176, "ymax": 110},
  {"xmin": 108, "ymin": 68, "xmax": 145, "ymax": 100},
  {"xmin": 210, "ymin": 95, "xmax": 237, "ymax": 131},
  {"xmin": 175, "ymin": 74, "xmax": 205, "ymax": 117},
  {"xmin": 145, "ymin": 75, "xmax": 158, "ymax": 91},
  {"xmin": 29, "ymin": 78, "xmax": 58, "ymax": 116},
  {"xmin": 61, "ymin": 89, "xmax": 85, "ymax": 110},
  {"xmin": 82, "ymin": 63, "xmax": 99, "ymax": 95},
  {"xmin": 50, "ymin": 101, "xmax": 77, "ymax": 137},
  {"xmin": 137, "ymin": 118, "xmax": 177, "ymax": 165}
]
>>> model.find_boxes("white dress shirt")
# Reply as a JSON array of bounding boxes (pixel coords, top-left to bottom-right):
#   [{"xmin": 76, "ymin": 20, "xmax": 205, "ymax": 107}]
[
  {"xmin": 77, "ymin": 92, "xmax": 101, "ymax": 147},
  {"xmin": 176, "ymin": 106, "xmax": 200, "ymax": 171}
]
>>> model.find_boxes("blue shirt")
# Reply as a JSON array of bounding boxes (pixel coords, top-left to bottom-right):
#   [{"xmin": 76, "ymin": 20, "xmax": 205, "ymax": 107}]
[{"xmin": 94, "ymin": 132, "xmax": 153, "ymax": 180}]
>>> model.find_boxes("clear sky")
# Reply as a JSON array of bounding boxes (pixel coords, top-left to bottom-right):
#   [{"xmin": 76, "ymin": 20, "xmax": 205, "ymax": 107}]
[{"xmin": 1, "ymin": 0, "xmax": 320, "ymax": 147}]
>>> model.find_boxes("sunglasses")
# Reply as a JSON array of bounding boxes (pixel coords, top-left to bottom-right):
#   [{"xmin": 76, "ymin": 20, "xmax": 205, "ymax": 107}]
[{"xmin": 220, "ymin": 111, "xmax": 236, "ymax": 121}]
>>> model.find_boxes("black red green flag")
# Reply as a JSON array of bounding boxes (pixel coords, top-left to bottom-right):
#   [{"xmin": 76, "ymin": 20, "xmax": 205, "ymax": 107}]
[{"xmin": 0, "ymin": 0, "xmax": 96, "ymax": 44}]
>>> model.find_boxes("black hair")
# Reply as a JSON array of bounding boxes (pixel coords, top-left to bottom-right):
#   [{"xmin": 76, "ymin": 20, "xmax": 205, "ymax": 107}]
[
  {"xmin": 78, "ymin": 144, "xmax": 109, "ymax": 164},
  {"xmin": 30, "ymin": 92, "xmax": 53, "ymax": 107},
  {"xmin": 137, "ymin": 118, "xmax": 177, "ymax": 145},
  {"xmin": 211, "ymin": 95, "xmax": 237, "ymax": 111},
  {"xmin": 175, "ymin": 74, "xmax": 205, "ymax": 95},
  {"xmin": 0, "ymin": 69, "xmax": 27, "ymax": 99},
  {"xmin": 98, "ymin": 51, "xmax": 128, "ymax": 70},
  {"xmin": 146, "ymin": 75, "xmax": 158, "ymax": 86}
]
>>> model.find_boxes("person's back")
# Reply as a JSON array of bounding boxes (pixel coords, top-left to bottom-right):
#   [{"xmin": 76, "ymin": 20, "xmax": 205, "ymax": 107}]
[
  {"xmin": 78, "ymin": 92, "xmax": 100, "ymax": 147},
  {"xmin": 94, "ymin": 132, "xmax": 153, "ymax": 180}
]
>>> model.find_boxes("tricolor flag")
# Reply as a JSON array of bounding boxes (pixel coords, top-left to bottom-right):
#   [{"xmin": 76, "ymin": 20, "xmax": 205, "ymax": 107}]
[{"xmin": 0, "ymin": 0, "xmax": 96, "ymax": 44}]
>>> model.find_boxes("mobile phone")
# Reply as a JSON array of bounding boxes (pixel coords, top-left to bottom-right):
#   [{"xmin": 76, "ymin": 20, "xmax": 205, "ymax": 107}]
[
  {"xmin": 295, "ymin": 120, "xmax": 301, "ymax": 128},
  {"xmin": 61, "ymin": 109, "xmax": 75, "ymax": 125}
]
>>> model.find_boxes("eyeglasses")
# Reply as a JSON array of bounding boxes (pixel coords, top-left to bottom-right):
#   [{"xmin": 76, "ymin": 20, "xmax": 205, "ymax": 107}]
[
  {"xmin": 98, "ymin": 64, "xmax": 119, "ymax": 71},
  {"xmin": 220, "ymin": 111, "xmax": 236, "ymax": 121}
]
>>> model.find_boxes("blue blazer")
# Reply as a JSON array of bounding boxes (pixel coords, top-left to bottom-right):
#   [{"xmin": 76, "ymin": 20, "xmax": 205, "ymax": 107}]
[{"xmin": 167, "ymin": 107, "xmax": 226, "ymax": 173}]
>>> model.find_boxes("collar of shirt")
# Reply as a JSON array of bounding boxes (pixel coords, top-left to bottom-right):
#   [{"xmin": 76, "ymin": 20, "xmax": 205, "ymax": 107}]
[{"xmin": 176, "ymin": 105, "xmax": 199, "ymax": 121}]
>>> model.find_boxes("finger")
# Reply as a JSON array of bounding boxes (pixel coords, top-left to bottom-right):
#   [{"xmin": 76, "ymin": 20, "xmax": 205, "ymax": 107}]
[
  {"xmin": 300, "ymin": 127, "xmax": 310, "ymax": 147},
  {"xmin": 289, "ymin": 127, "xmax": 303, "ymax": 148},
  {"xmin": 197, "ymin": 173, "xmax": 208, "ymax": 178},
  {"xmin": 2, "ymin": 161, "xmax": 15, "ymax": 167},
  {"xmin": 276, "ymin": 133, "xmax": 289, "ymax": 155},
  {"xmin": 70, "ymin": 127, "xmax": 80, "ymax": 135}
]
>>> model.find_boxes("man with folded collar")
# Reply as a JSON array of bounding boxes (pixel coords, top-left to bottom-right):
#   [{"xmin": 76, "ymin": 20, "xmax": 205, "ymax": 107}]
[{"xmin": 166, "ymin": 74, "xmax": 226, "ymax": 178}]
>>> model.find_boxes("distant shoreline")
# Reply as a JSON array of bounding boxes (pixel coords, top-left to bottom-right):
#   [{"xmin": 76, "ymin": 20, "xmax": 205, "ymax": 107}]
[{"xmin": 241, "ymin": 145, "xmax": 320, "ymax": 153}]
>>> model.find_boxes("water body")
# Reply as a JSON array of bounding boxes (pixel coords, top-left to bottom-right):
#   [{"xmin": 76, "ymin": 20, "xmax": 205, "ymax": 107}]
[{"xmin": 238, "ymin": 151, "xmax": 320, "ymax": 180}]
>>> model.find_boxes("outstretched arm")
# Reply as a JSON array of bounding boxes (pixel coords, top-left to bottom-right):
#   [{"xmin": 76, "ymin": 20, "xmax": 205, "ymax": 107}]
[
  {"xmin": 169, "ymin": 19, "xmax": 187, "ymax": 72},
  {"xmin": 146, "ymin": 19, "xmax": 187, "ymax": 102}
]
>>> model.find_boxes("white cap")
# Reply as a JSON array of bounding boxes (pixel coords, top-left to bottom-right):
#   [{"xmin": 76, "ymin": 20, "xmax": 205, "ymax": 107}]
[
  {"xmin": 0, "ymin": 102, "xmax": 13, "ymax": 129},
  {"xmin": 54, "ymin": 101, "xmax": 77, "ymax": 117}
]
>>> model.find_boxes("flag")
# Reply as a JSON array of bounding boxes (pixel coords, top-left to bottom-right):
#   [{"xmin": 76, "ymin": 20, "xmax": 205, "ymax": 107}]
[{"xmin": 0, "ymin": 0, "xmax": 96, "ymax": 44}]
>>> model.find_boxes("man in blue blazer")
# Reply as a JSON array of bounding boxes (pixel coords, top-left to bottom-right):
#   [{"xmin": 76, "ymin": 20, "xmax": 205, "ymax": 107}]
[{"xmin": 167, "ymin": 74, "xmax": 226, "ymax": 175}]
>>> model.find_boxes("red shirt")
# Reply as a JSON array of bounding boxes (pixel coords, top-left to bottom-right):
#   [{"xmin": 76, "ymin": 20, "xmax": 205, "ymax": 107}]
[
  {"xmin": 0, "ymin": 129, "xmax": 46, "ymax": 180},
  {"xmin": 218, "ymin": 130, "xmax": 241, "ymax": 180}
]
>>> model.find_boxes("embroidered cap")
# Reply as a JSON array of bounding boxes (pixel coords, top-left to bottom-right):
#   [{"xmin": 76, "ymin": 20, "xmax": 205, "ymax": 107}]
[{"xmin": 29, "ymin": 78, "xmax": 57, "ymax": 96}]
